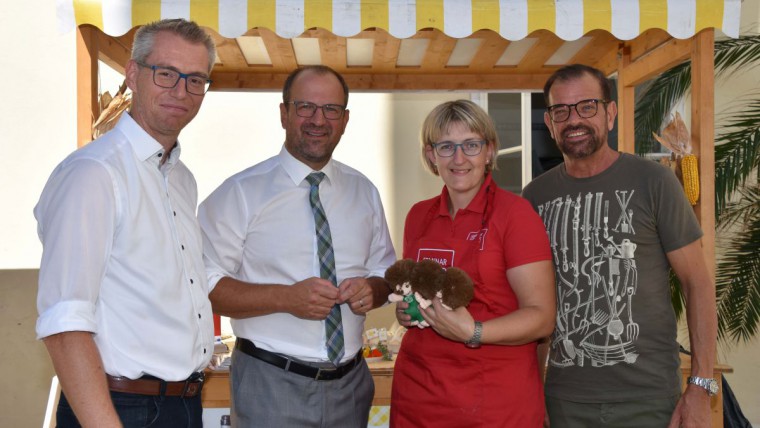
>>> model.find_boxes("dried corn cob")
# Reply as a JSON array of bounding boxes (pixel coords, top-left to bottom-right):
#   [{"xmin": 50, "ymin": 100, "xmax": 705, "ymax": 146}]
[{"xmin": 681, "ymin": 154, "xmax": 699, "ymax": 205}]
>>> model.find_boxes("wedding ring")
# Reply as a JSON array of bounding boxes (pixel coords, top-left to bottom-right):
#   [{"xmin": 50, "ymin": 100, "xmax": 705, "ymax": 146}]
[{"xmin": 359, "ymin": 298, "xmax": 364, "ymax": 307}]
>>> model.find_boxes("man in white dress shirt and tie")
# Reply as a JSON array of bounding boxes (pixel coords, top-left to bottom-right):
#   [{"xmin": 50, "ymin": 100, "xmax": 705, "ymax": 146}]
[{"xmin": 198, "ymin": 65, "xmax": 397, "ymax": 427}]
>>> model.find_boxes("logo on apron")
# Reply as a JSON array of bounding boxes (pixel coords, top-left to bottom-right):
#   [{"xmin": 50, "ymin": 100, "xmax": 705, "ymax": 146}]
[
  {"xmin": 466, "ymin": 228, "xmax": 489, "ymax": 251},
  {"xmin": 417, "ymin": 248, "xmax": 455, "ymax": 268}
]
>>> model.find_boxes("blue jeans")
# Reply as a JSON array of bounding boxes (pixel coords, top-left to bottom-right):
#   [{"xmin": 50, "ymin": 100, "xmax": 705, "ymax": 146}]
[{"xmin": 56, "ymin": 390, "xmax": 202, "ymax": 428}]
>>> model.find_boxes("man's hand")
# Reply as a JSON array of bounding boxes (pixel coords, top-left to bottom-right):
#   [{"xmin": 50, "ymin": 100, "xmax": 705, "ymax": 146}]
[
  {"xmin": 287, "ymin": 277, "xmax": 340, "ymax": 320},
  {"xmin": 338, "ymin": 277, "xmax": 375, "ymax": 315},
  {"xmin": 667, "ymin": 385, "xmax": 711, "ymax": 428}
]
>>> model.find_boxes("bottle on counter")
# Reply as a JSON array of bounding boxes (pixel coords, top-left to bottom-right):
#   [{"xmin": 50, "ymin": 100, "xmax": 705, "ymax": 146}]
[{"xmin": 220, "ymin": 415, "xmax": 231, "ymax": 427}]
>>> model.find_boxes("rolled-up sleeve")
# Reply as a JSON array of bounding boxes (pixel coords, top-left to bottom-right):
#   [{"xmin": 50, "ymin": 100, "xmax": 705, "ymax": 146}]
[
  {"xmin": 198, "ymin": 179, "xmax": 249, "ymax": 291},
  {"xmin": 35, "ymin": 159, "xmax": 116, "ymax": 339}
]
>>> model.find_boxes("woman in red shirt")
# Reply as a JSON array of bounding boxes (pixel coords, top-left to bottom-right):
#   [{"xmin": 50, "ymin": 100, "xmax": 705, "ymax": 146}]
[{"xmin": 390, "ymin": 100, "xmax": 556, "ymax": 427}]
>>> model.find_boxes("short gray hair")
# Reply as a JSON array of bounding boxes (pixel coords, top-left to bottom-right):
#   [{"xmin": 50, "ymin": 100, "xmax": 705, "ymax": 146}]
[{"xmin": 132, "ymin": 18, "xmax": 216, "ymax": 74}]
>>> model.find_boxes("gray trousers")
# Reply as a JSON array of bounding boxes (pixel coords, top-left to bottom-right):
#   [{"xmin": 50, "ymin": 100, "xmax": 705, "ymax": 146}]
[{"xmin": 230, "ymin": 348, "xmax": 374, "ymax": 428}]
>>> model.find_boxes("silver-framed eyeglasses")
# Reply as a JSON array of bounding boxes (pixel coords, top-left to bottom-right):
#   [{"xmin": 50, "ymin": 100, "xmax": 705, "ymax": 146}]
[
  {"xmin": 288, "ymin": 101, "xmax": 346, "ymax": 120},
  {"xmin": 136, "ymin": 61, "xmax": 212, "ymax": 95},
  {"xmin": 547, "ymin": 98, "xmax": 608, "ymax": 122},
  {"xmin": 431, "ymin": 140, "xmax": 487, "ymax": 157}
]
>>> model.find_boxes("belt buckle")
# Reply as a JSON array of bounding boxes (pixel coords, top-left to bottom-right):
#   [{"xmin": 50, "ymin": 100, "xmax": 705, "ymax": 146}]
[
  {"xmin": 315, "ymin": 367, "xmax": 324, "ymax": 381},
  {"xmin": 181, "ymin": 372, "xmax": 205, "ymax": 397}
]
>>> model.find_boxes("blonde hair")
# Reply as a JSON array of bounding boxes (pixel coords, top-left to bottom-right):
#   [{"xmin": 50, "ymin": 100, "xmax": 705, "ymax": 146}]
[{"xmin": 420, "ymin": 99, "xmax": 499, "ymax": 175}]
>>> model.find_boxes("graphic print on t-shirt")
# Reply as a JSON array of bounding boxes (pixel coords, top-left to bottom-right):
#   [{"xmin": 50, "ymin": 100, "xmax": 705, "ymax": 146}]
[{"xmin": 536, "ymin": 190, "xmax": 639, "ymax": 368}]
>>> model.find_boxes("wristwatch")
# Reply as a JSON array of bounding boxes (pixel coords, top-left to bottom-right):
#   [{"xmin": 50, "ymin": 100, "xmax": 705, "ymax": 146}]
[
  {"xmin": 465, "ymin": 321, "xmax": 483, "ymax": 349},
  {"xmin": 687, "ymin": 376, "xmax": 719, "ymax": 396}
]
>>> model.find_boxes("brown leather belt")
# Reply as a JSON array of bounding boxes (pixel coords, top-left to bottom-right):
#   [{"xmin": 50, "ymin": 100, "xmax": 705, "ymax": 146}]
[
  {"xmin": 106, "ymin": 373, "xmax": 204, "ymax": 397},
  {"xmin": 236, "ymin": 338, "xmax": 363, "ymax": 381}
]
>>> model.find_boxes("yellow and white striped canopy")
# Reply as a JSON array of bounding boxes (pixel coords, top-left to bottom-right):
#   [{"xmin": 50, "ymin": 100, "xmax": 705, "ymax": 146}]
[{"xmin": 59, "ymin": 0, "xmax": 741, "ymax": 41}]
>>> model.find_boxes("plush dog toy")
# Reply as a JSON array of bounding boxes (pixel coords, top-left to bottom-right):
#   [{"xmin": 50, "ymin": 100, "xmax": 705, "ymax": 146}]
[{"xmin": 386, "ymin": 259, "xmax": 474, "ymax": 328}]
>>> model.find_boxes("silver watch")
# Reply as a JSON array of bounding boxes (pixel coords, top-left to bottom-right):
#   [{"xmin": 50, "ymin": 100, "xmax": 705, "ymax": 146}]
[
  {"xmin": 687, "ymin": 376, "xmax": 719, "ymax": 396},
  {"xmin": 465, "ymin": 321, "xmax": 482, "ymax": 349}
]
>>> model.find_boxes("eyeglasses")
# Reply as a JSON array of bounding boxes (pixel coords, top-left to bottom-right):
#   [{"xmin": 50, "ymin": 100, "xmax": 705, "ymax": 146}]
[
  {"xmin": 431, "ymin": 140, "xmax": 486, "ymax": 157},
  {"xmin": 136, "ymin": 61, "xmax": 212, "ymax": 95},
  {"xmin": 547, "ymin": 98, "xmax": 608, "ymax": 123},
  {"xmin": 288, "ymin": 101, "xmax": 346, "ymax": 120}
]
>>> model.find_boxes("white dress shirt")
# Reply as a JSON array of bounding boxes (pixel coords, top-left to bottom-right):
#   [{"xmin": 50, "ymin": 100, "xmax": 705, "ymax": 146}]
[
  {"xmin": 199, "ymin": 146, "xmax": 396, "ymax": 363},
  {"xmin": 35, "ymin": 113, "xmax": 214, "ymax": 381}
]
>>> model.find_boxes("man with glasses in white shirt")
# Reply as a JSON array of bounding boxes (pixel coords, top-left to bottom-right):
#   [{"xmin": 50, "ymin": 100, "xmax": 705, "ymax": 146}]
[
  {"xmin": 35, "ymin": 18, "xmax": 215, "ymax": 427},
  {"xmin": 198, "ymin": 65, "xmax": 396, "ymax": 427}
]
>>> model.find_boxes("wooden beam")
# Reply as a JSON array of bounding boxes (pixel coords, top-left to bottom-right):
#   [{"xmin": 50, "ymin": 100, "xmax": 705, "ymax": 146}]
[
  {"xmin": 209, "ymin": 71, "xmax": 551, "ymax": 91},
  {"xmin": 616, "ymin": 44, "xmax": 635, "ymax": 154},
  {"xmin": 76, "ymin": 25, "xmax": 99, "ymax": 148},
  {"xmin": 690, "ymin": 29, "xmax": 716, "ymax": 278},
  {"xmin": 619, "ymin": 37, "xmax": 692, "ymax": 88}
]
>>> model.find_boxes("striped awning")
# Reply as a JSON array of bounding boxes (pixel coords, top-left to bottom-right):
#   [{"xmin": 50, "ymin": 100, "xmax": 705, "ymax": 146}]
[{"xmin": 58, "ymin": 0, "xmax": 741, "ymax": 41}]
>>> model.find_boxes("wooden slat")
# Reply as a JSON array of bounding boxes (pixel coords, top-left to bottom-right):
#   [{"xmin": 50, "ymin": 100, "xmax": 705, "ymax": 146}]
[
  {"xmin": 468, "ymin": 30, "xmax": 510, "ymax": 72},
  {"xmin": 258, "ymin": 27, "xmax": 298, "ymax": 73},
  {"xmin": 77, "ymin": 25, "xmax": 99, "ymax": 148},
  {"xmin": 571, "ymin": 30, "xmax": 619, "ymax": 75},
  {"xmin": 619, "ymin": 37, "xmax": 692, "ymax": 88},
  {"xmin": 690, "ymin": 29, "xmax": 716, "ymax": 277},
  {"xmin": 210, "ymin": 71, "xmax": 550, "ymax": 91},
  {"xmin": 420, "ymin": 29, "xmax": 457, "ymax": 70},
  {"xmin": 370, "ymin": 29, "xmax": 401, "ymax": 73},
  {"xmin": 214, "ymin": 35, "xmax": 249, "ymax": 70},
  {"xmin": 518, "ymin": 30, "xmax": 564, "ymax": 73},
  {"xmin": 312, "ymin": 28, "xmax": 347, "ymax": 71}
]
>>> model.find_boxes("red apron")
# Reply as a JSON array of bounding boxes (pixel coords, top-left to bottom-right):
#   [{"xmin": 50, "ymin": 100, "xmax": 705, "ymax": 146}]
[{"xmin": 390, "ymin": 183, "xmax": 543, "ymax": 428}]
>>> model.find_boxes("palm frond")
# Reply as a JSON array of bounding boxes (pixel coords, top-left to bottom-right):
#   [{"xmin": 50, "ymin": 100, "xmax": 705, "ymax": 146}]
[
  {"xmin": 634, "ymin": 63, "xmax": 691, "ymax": 154},
  {"xmin": 716, "ymin": 211, "xmax": 760, "ymax": 342},
  {"xmin": 714, "ymin": 102, "xmax": 760, "ymax": 215},
  {"xmin": 714, "ymin": 35, "xmax": 760, "ymax": 79}
]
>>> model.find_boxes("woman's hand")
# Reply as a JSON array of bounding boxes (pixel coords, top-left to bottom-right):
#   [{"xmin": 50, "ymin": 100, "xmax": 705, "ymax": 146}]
[{"xmin": 420, "ymin": 297, "xmax": 475, "ymax": 343}]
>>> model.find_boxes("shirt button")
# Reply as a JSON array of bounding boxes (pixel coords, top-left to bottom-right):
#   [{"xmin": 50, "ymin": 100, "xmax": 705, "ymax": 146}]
[
  {"xmin": 203, "ymin": 348, "xmax": 207, "ymax": 354},
  {"xmin": 181, "ymin": 245, "xmax": 185, "ymax": 250},
  {"xmin": 190, "ymin": 279, "xmax": 194, "ymax": 284},
  {"xmin": 157, "ymin": 153, "xmax": 162, "ymax": 157},
  {"xmin": 173, "ymin": 211, "xmax": 176, "ymax": 216},
  {"xmin": 198, "ymin": 313, "xmax": 201, "ymax": 319}
]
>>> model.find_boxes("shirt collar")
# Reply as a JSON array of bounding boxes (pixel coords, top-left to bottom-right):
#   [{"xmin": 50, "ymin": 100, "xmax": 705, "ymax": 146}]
[
  {"xmin": 437, "ymin": 173, "xmax": 493, "ymax": 216},
  {"xmin": 117, "ymin": 113, "xmax": 181, "ymax": 166},
  {"xmin": 278, "ymin": 145, "xmax": 336, "ymax": 186}
]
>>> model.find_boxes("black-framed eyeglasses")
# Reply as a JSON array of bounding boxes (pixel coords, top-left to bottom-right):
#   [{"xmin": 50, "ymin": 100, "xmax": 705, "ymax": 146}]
[
  {"xmin": 136, "ymin": 61, "xmax": 212, "ymax": 95},
  {"xmin": 547, "ymin": 98, "xmax": 608, "ymax": 123},
  {"xmin": 431, "ymin": 140, "xmax": 486, "ymax": 157},
  {"xmin": 288, "ymin": 101, "xmax": 346, "ymax": 120}
]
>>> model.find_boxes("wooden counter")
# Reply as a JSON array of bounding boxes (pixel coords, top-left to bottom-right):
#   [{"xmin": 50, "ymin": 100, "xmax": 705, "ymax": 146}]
[
  {"xmin": 202, "ymin": 358, "xmax": 396, "ymax": 408},
  {"xmin": 203, "ymin": 355, "xmax": 732, "ymax": 427}
]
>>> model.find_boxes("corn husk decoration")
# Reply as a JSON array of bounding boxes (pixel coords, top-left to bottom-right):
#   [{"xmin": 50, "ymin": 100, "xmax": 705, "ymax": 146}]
[
  {"xmin": 652, "ymin": 112, "xmax": 699, "ymax": 205},
  {"xmin": 92, "ymin": 80, "xmax": 131, "ymax": 140}
]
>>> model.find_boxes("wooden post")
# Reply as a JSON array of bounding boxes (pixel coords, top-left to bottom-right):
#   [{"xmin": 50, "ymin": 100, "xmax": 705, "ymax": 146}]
[
  {"xmin": 76, "ymin": 25, "xmax": 99, "ymax": 148},
  {"xmin": 616, "ymin": 44, "xmax": 635, "ymax": 154},
  {"xmin": 690, "ymin": 29, "xmax": 716, "ymax": 277}
]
